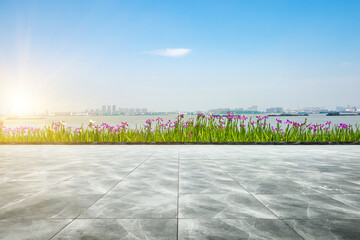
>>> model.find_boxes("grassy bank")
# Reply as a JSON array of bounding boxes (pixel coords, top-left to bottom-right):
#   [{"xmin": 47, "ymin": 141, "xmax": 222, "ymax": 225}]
[{"xmin": 0, "ymin": 113, "xmax": 359, "ymax": 143}]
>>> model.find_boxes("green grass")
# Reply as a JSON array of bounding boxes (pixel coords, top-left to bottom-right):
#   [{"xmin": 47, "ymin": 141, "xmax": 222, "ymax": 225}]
[{"xmin": 0, "ymin": 114, "xmax": 359, "ymax": 143}]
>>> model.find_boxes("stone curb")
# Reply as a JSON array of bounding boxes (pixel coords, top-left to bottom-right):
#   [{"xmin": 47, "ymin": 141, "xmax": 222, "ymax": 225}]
[{"xmin": 0, "ymin": 142, "xmax": 359, "ymax": 145}]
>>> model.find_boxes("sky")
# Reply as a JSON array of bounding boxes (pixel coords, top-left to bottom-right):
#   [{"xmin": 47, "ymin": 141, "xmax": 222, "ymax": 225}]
[{"xmin": 0, "ymin": 0, "xmax": 359, "ymax": 114}]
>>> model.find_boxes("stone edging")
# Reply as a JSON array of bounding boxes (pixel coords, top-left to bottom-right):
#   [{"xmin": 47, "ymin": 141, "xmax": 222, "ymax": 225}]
[{"xmin": 0, "ymin": 142, "xmax": 359, "ymax": 145}]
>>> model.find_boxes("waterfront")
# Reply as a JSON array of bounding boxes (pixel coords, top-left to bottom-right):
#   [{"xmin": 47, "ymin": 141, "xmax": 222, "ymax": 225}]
[{"xmin": 1, "ymin": 114, "xmax": 360, "ymax": 129}]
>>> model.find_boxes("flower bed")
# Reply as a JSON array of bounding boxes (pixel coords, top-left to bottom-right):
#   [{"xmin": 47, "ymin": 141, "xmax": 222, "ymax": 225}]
[{"xmin": 0, "ymin": 113, "xmax": 359, "ymax": 142}]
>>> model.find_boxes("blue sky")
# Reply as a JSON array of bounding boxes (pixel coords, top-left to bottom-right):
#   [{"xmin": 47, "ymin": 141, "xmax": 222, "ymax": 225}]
[{"xmin": 0, "ymin": 0, "xmax": 359, "ymax": 113}]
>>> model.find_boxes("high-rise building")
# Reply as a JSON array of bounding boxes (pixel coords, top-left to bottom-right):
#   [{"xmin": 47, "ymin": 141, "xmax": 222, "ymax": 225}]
[
  {"xmin": 266, "ymin": 107, "xmax": 283, "ymax": 113},
  {"xmin": 208, "ymin": 108, "xmax": 231, "ymax": 114},
  {"xmin": 107, "ymin": 105, "xmax": 111, "ymax": 115},
  {"xmin": 247, "ymin": 105, "xmax": 258, "ymax": 111},
  {"xmin": 112, "ymin": 105, "xmax": 116, "ymax": 114},
  {"xmin": 102, "ymin": 105, "xmax": 106, "ymax": 115}
]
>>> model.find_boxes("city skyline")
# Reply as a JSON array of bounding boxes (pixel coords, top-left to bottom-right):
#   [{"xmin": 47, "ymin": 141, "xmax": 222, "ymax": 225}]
[{"xmin": 1, "ymin": 103, "xmax": 359, "ymax": 117}]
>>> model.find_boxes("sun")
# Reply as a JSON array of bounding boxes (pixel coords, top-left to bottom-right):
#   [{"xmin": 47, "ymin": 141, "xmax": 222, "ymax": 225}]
[{"xmin": 10, "ymin": 95, "xmax": 29, "ymax": 115}]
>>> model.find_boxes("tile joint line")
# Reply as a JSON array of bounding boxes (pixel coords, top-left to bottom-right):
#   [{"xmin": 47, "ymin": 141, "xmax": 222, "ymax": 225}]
[
  {"xmin": 48, "ymin": 151, "xmax": 157, "ymax": 240},
  {"xmin": 213, "ymin": 155, "xmax": 306, "ymax": 240},
  {"xmin": 176, "ymin": 149, "xmax": 180, "ymax": 240}
]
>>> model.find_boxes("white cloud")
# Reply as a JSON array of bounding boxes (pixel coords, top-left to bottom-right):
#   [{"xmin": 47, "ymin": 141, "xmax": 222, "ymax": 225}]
[
  {"xmin": 339, "ymin": 62, "xmax": 352, "ymax": 66},
  {"xmin": 145, "ymin": 48, "xmax": 192, "ymax": 57}
]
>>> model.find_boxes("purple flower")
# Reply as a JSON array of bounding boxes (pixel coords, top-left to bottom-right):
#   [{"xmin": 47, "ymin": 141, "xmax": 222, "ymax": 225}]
[{"xmin": 339, "ymin": 123, "xmax": 350, "ymax": 129}]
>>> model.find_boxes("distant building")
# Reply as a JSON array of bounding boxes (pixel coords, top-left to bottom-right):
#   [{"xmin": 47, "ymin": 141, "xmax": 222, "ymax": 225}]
[
  {"xmin": 346, "ymin": 105, "xmax": 357, "ymax": 112},
  {"xmin": 112, "ymin": 105, "xmax": 116, "ymax": 114},
  {"xmin": 102, "ymin": 105, "xmax": 106, "ymax": 115},
  {"xmin": 208, "ymin": 108, "xmax": 231, "ymax": 114},
  {"xmin": 118, "ymin": 108, "xmax": 128, "ymax": 113},
  {"xmin": 247, "ymin": 105, "xmax": 258, "ymax": 111},
  {"xmin": 336, "ymin": 106, "xmax": 346, "ymax": 112},
  {"xmin": 266, "ymin": 107, "xmax": 283, "ymax": 113},
  {"xmin": 107, "ymin": 105, "xmax": 111, "ymax": 115}
]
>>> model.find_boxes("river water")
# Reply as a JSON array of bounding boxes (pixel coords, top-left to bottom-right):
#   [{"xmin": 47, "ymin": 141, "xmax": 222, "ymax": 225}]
[{"xmin": 1, "ymin": 114, "xmax": 360, "ymax": 129}]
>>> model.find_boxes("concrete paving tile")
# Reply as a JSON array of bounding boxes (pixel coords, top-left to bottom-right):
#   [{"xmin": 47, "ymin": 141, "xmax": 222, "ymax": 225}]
[
  {"xmin": 178, "ymin": 219, "xmax": 303, "ymax": 240},
  {"xmin": 132, "ymin": 168, "xmax": 178, "ymax": 180},
  {"xmin": 0, "ymin": 181, "xmax": 57, "ymax": 196},
  {"xmin": 1, "ymin": 145, "xmax": 360, "ymax": 239},
  {"xmin": 0, "ymin": 193, "xmax": 102, "ymax": 219},
  {"xmin": 255, "ymin": 194, "xmax": 360, "ymax": 219},
  {"xmin": 180, "ymin": 177, "xmax": 247, "ymax": 194},
  {"xmin": 180, "ymin": 163, "xmax": 225, "ymax": 174},
  {"xmin": 110, "ymin": 177, "xmax": 178, "ymax": 194},
  {"xmin": 79, "ymin": 191, "xmax": 177, "ymax": 219},
  {"xmin": 70, "ymin": 170, "xmax": 130, "ymax": 181},
  {"xmin": 0, "ymin": 172, "xmax": 33, "ymax": 182},
  {"xmin": 139, "ymin": 162, "xmax": 178, "ymax": 172},
  {"xmin": 241, "ymin": 180, "xmax": 318, "ymax": 195},
  {"xmin": 44, "ymin": 179, "xmax": 119, "ymax": 195},
  {"xmin": 0, "ymin": 219, "xmax": 72, "ymax": 240},
  {"xmin": 0, "ymin": 192, "xmax": 34, "ymax": 209},
  {"xmin": 329, "ymin": 194, "xmax": 360, "ymax": 209},
  {"xmin": 228, "ymin": 173, "xmax": 319, "ymax": 195},
  {"xmin": 284, "ymin": 219, "xmax": 360, "ymax": 240},
  {"xmin": 293, "ymin": 179, "xmax": 360, "ymax": 195},
  {"xmin": 277, "ymin": 171, "xmax": 349, "ymax": 182},
  {"xmin": 52, "ymin": 219, "xmax": 177, "ymax": 240},
  {"xmin": 179, "ymin": 193, "xmax": 277, "ymax": 219},
  {"xmin": 12, "ymin": 171, "xmax": 78, "ymax": 182}
]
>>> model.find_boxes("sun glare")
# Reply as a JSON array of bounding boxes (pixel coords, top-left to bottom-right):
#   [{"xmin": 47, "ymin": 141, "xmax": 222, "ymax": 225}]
[{"xmin": 10, "ymin": 95, "xmax": 29, "ymax": 115}]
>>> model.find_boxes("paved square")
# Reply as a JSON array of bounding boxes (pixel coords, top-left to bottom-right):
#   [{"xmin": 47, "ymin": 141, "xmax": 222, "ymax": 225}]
[{"xmin": 0, "ymin": 145, "xmax": 359, "ymax": 239}]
